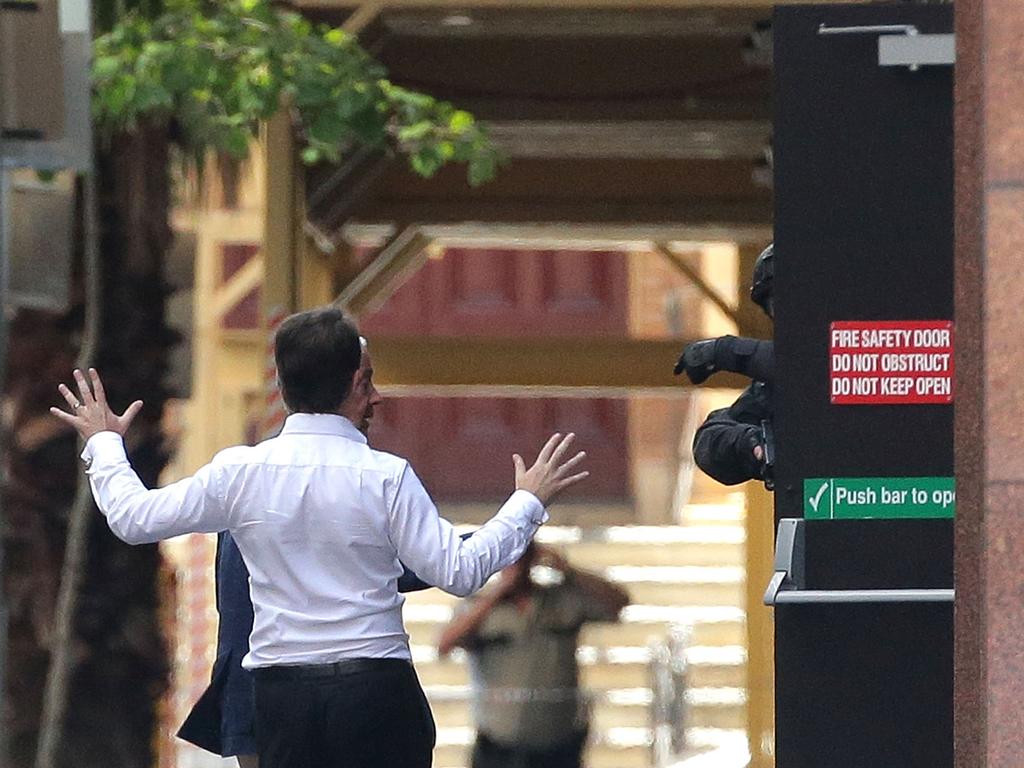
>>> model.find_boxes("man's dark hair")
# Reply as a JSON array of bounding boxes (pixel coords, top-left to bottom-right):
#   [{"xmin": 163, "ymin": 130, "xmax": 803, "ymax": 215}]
[{"xmin": 274, "ymin": 308, "xmax": 362, "ymax": 414}]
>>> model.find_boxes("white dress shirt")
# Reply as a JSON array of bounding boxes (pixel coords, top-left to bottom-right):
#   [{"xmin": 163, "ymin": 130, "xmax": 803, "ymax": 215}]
[{"xmin": 82, "ymin": 413, "xmax": 547, "ymax": 669}]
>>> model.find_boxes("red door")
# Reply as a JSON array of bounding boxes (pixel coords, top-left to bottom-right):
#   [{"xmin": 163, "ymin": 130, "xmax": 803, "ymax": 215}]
[{"xmin": 362, "ymin": 249, "xmax": 629, "ymax": 501}]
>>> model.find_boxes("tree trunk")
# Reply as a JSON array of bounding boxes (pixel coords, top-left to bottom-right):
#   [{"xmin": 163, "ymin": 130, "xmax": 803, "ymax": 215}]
[{"xmin": 4, "ymin": 122, "xmax": 176, "ymax": 768}]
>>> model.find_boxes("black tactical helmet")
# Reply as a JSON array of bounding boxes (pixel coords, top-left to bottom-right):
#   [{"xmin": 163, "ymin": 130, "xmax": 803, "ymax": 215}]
[{"xmin": 750, "ymin": 242, "xmax": 774, "ymax": 318}]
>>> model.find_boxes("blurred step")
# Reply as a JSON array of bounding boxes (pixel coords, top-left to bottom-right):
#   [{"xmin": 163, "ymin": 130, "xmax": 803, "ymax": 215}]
[
  {"xmin": 686, "ymin": 687, "xmax": 748, "ymax": 729},
  {"xmin": 613, "ymin": 577, "xmax": 743, "ymax": 606},
  {"xmin": 423, "ymin": 685, "xmax": 747, "ymax": 732},
  {"xmin": 431, "ymin": 747, "xmax": 467, "ymax": 768},
  {"xmin": 604, "ymin": 564, "xmax": 744, "ymax": 586},
  {"xmin": 592, "ymin": 698, "xmax": 650, "ymax": 730},
  {"xmin": 581, "ymin": 617, "xmax": 745, "ymax": 648},
  {"xmin": 427, "ymin": 696, "xmax": 475, "ymax": 729},
  {"xmin": 415, "ymin": 644, "xmax": 745, "ymax": 690},
  {"xmin": 682, "ymin": 645, "xmax": 747, "ymax": 688},
  {"xmin": 585, "ymin": 742, "xmax": 652, "ymax": 768},
  {"xmin": 405, "ymin": 603, "xmax": 744, "ymax": 636},
  {"xmin": 437, "ymin": 524, "xmax": 745, "ymax": 567},
  {"xmin": 432, "ymin": 726, "xmax": 749, "ymax": 768},
  {"xmin": 670, "ymin": 729, "xmax": 752, "ymax": 768},
  {"xmin": 407, "ymin": 608, "xmax": 746, "ymax": 663},
  {"xmin": 431, "ymin": 726, "xmax": 747, "ymax": 768},
  {"xmin": 431, "ymin": 727, "xmax": 654, "ymax": 768},
  {"xmin": 678, "ymin": 498, "xmax": 746, "ymax": 527},
  {"xmin": 425, "ymin": 698, "xmax": 745, "ymax": 733},
  {"xmin": 581, "ymin": 644, "xmax": 746, "ymax": 689},
  {"xmin": 581, "ymin": 661, "xmax": 652, "ymax": 689},
  {"xmin": 416, "ymin": 658, "xmax": 465, "ymax": 687},
  {"xmin": 402, "ymin": 565, "xmax": 745, "ymax": 610},
  {"xmin": 565, "ymin": 534, "xmax": 745, "ymax": 569},
  {"xmin": 620, "ymin": 604, "xmax": 745, "ymax": 626}
]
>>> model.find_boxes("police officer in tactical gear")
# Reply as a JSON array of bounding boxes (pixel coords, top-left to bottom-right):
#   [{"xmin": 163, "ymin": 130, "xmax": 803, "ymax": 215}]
[{"xmin": 674, "ymin": 243, "xmax": 775, "ymax": 488}]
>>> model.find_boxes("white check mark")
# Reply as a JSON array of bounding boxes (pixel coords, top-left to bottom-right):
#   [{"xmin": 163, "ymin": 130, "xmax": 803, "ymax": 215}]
[{"xmin": 809, "ymin": 482, "xmax": 829, "ymax": 513}]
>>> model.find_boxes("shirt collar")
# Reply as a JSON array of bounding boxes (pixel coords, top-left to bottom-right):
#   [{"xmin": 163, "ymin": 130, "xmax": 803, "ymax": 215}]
[{"xmin": 279, "ymin": 413, "xmax": 368, "ymax": 444}]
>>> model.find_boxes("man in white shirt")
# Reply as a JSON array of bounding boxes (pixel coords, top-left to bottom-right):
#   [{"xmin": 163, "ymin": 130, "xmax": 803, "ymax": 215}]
[{"xmin": 50, "ymin": 307, "xmax": 588, "ymax": 768}]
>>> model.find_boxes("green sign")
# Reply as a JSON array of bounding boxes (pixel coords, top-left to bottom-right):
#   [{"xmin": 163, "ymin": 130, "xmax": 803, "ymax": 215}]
[{"xmin": 803, "ymin": 477, "xmax": 955, "ymax": 519}]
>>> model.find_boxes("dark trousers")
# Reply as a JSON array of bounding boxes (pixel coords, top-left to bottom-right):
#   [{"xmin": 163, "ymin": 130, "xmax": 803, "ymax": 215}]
[
  {"xmin": 471, "ymin": 729, "xmax": 587, "ymax": 768},
  {"xmin": 253, "ymin": 658, "xmax": 436, "ymax": 768}
]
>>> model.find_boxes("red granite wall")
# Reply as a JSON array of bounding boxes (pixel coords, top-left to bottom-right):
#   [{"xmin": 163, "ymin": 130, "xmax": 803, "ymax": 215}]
[{"xmin": 955, "ymin": 2, "xmax": 1024, "ymax": 765}]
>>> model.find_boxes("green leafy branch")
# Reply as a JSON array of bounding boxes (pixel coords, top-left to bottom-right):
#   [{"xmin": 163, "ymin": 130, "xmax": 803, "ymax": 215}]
[{"xmin": 92, "ymin": 0, "xmax": 499, "ymax": 184}]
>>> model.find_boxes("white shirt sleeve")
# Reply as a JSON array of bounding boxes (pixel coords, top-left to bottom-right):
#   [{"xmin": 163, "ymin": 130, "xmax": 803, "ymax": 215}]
[
  {"xmin": 81, "ymin": 431, "xmax": 228, "ymax": 544},
  {"xmin": 386, "ymin": 463, "xmax": 547, "ymax": 597}
]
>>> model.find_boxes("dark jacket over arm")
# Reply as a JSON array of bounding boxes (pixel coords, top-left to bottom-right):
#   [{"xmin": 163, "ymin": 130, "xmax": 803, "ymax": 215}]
[
  {"xmin": 693, "ymin": 382, "xmax": 772, "ymax": 486},
  {"xmin": 736, "ymin": 338, "xmax": 774, "ymax": 384}
]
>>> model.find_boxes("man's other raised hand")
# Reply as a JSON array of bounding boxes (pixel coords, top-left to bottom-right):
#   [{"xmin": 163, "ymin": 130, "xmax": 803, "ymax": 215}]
[
  {"xmin": 513, "ymin": 433, "xmax": 588, "ymax": 506},
  {"xmin": 50, "ymin": 368, "xmax": 143, "ymax": 442}
]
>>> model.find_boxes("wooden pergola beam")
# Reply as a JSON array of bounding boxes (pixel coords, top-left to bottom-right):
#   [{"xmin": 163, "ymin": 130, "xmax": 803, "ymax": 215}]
[
  {"xmin": 342, "ymin": 2, "xmax": 384, "ymax": 33},
  {"xmin": 333, "ymin": 225, "xmax": 434, "ymax": 314},
  {"xmin": 485, "ymin": 120, "xmax": 772, "ymax": 161},
  {"xmin": 368, "ymin": 337, "xmax": 748, "ymax": 389},
  {"xmin": 348, "ymin": 200, "xmax": 770, "ymax": 227},
  {"xmin": 653, "ymin": 242, "xmax": 741, "ymax": 327},
  {"xmin": 344, "ymin": 222, "xmax": 775, "ymax": 248}
]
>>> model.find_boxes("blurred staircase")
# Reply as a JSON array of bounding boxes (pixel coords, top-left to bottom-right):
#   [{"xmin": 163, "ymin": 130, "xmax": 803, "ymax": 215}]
[{"xmin": 406, "ymin": 496, "xmax": 749, "ymax": 768}]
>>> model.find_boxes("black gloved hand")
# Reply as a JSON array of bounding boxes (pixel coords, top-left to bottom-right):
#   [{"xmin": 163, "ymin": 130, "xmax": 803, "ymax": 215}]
[
  {"xmin": 674, "ymin": 338, "xmax": 721, "ymax": 384},
  {"xmin": 740, "ymin": 425, "xmax": 767, "ymax": 479},
  {"xmin": 674, "ymin": 335, "xmax": 773, "ymax": 384}
]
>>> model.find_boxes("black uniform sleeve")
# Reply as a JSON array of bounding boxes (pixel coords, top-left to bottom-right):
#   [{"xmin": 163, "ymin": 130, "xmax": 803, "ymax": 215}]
[
  {"xmin": 739, "ymin": 339, "xmax": 774, "ymax": 383},
  {"xmin": 715, "ymin": 337, "xmax": 774, "ymax": 383},
  {"xmin": 692, "ymin": 408, "xmax": 763, "ymax": 486}
]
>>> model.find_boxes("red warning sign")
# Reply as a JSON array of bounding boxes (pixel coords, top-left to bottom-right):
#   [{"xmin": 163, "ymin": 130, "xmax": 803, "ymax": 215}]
[{"xmin": 829, "ymin": 320, "xmax": 954, "ymax": 405}]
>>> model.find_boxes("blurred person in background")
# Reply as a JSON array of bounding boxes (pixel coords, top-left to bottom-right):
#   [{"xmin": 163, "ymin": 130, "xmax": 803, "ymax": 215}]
[
  {"xmin": 438, "ymin": 542, "xmax": 629, "ymax": 768},
  {"xmin": 51, "ymin": 307, "xmax": 589, "ymax": 768}
]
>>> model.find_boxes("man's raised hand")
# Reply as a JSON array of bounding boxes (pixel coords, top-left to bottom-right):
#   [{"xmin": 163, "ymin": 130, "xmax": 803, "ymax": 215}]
[
  {"xmin": 512, "ymin": 433, "xmax": 589, "ymax": 506},
  {"xmin": 50, "ymin": 368, "xmax": 143, "ymax": 442}
]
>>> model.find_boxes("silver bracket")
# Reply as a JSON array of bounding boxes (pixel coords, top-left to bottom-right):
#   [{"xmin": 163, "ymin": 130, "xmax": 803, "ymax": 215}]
[
  {"xmin": 763, "ymin": 518, "xmax": 955, "ymax": 606},
  {"xmin": 878, "ymin": 34, "xmax": 955, "ymax": 69},
  {"xmin": 818, "ymin": 24, "xmax": 919, "ymax": 37}
]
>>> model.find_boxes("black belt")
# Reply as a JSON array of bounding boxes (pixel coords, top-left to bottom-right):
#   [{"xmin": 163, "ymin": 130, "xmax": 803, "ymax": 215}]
[{"xmin": 253, "ymin": 657, "xmax": 411, "ymax": 680}]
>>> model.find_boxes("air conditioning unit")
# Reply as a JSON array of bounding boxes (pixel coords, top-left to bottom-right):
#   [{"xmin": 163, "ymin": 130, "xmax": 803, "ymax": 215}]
[
  {"xmin": 7, "ymin": 169, "xmax": 75, "ymax": 311},
  {"xmin": 0, "ymin": 0, "xmax": 91, "ymax": 171},
  {"xmin": 0, "ymin": 0, "xmax": 65, "ymax": 143}
]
